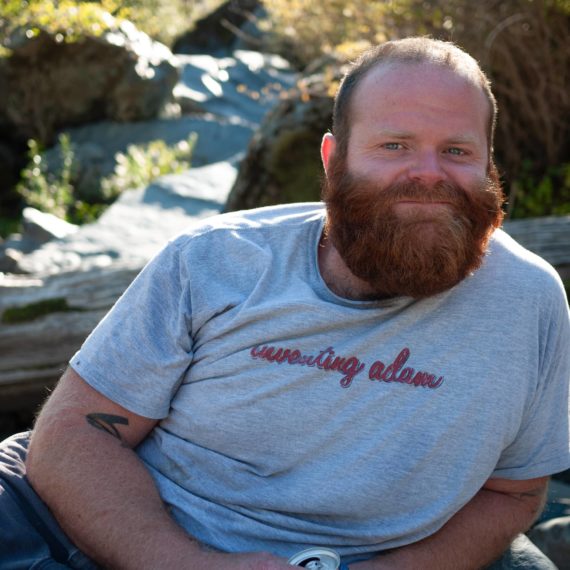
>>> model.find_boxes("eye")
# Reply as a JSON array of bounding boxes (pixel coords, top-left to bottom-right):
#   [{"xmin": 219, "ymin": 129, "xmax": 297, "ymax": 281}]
[
  {"xmin": 383, "ymin": 142, "xmax": 404, "ymax": 150},
  {"xmin": 445, "ymin": 147, "xmax": 466, "ymax": 156}
]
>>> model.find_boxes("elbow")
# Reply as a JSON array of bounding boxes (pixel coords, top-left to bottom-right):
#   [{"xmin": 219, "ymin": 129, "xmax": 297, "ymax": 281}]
[
  {"xmin": 25, "ymin": 414, "xmax": 68, "ymax": 498},
  {"xmin": 25, "ymin": 428, "xmax": 52, "ymax": 497}
]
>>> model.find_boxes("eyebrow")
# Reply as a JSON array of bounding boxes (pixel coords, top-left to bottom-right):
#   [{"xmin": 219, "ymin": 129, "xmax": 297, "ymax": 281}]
[
  {"xmin": 378, "ymin": 130, "xmax": 479, "ymax": 146},
  {"xmin": 444, "ymin": 135, "xmax": 479, "ymax": 146},
  {"xmin": 378, "ymin": 129, "xmax": 415, "ymax": 140}
]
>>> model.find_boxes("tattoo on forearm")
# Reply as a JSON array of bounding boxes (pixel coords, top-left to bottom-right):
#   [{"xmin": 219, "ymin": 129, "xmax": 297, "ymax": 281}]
[{"xmin": 86, "ymin": 413, "xmax": 129, "ymax": 442}]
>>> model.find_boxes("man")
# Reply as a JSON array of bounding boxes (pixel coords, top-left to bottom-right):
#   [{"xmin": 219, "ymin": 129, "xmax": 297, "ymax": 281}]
[{"xmin": 1, "ymin": 37, "xmax": 568, "ymax": 569}]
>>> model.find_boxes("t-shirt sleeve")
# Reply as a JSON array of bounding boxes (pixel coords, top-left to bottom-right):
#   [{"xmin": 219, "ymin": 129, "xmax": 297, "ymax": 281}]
[
  {"xmin": 70, "ymin": 238, "xmax": 193, "ymax": 419},
  {"xmin": 492, "ymin": 279, "xmax": 570, "ymax": 480}
]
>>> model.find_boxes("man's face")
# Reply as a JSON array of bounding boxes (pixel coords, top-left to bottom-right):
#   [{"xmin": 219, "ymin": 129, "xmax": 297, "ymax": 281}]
[
  {"xmin": 343, "ymin": 62, "xmax": 492, "ymax": 194},
  {"xmin": 322, "ymin": 63, "xmax": 504, "ymax": 299}
]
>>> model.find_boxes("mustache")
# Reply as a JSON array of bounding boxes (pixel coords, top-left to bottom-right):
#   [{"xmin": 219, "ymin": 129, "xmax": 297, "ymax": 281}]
[
  {"xmin": 326, "ymin": 173, "xmax": 482, "ymax": 208},
  {"xmin": 323, "ymin": 170, "xmax": 504, "ymax": 231}
]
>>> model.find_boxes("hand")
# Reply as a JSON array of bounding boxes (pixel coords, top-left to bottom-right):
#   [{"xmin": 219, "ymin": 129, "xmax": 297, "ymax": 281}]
[{"xmin": 196, "ymin": 550, "xmax": 292, "ymax": 570}]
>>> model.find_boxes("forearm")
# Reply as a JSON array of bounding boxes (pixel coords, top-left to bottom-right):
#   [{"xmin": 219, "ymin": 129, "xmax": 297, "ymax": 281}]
[
  {"xmin": 354, "ymin": 484, "xmax": 546, "ymax": 570},
  {"xmin": 27, "ymin": 414, "xmax": 201, "ymax": 569},
  {"xmin": 26, "ymin": 369, "xmax": 292, "ymax": 570}
]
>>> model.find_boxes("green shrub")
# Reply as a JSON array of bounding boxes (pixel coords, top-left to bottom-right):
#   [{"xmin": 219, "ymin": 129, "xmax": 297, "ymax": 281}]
[
  {"xmin": 16, "ymin": 133, "xmax": 197, "ymax": 225},
  {"xmin": 508, "ymin": 162, "xmax": 570, "ymax": 219},
  {"xmin": 16, "ymin": 135, "xmax": 74, "ymax": 220},
  {"xmin": 100, "ymin": 134, "xmax": 198, "ymax": 200},
  {"xmin": 0, "ymin": 0, "xmax": 122, "ymax": 47},
  {"xmin": 0, "ymin": 0, "xmax": 223, "ymax": 48},
  {"xmin": 0, "ymin": 217, "xmax": 21, "ymax": 239}
]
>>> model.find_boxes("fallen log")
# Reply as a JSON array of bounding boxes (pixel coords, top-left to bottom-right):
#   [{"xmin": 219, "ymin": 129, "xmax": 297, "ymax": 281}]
[{"xmin": 0, "ymin": 264, "xmax": 140, "ymax": 413}]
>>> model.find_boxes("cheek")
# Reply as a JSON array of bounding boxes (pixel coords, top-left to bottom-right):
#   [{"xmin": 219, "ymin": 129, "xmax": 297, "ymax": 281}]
[
  {"xmin": 346, "ymin": 156, "xmax": 401, "ymax": 185},
  {"xmin": 447, "ymin": 167, "xmax": 486, "ymax": 192}
]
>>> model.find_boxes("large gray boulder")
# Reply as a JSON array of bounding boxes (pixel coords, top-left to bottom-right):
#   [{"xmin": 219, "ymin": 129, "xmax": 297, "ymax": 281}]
[
  {"xmin": 224, "ymin": 91, "xmax": 333, "ymax": 212},
  {"xmin": 0, "ymin": 17, "xmax": 179, "ymax": 146},
  {"xmin": 41, "ymin": 50, "xmax": 295, "ymax": 203},
  {"xmin": 529, "ymin": 515, "xmax": 570, "ymax": 570}
]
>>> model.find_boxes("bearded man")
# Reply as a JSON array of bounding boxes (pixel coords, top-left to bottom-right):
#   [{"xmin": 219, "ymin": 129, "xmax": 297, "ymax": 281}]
[{"xmin": 1, "ymin": 37, "xmax": 568, "ymax": 570}]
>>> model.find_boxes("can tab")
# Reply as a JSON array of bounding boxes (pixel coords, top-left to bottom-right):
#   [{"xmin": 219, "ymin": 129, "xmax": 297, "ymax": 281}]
[{"xmin": 301, "ymin": 560, "xmax": 324, "ymax": 569}]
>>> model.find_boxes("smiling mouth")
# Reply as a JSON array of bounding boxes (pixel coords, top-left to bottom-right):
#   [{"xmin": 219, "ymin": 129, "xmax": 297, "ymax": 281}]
[
  {"xmin": 393, "ymin": 201, "xmax": 454, "ymax": 219},
  {"xmin": 397, "ymin": 200, "xmax": 451, "ymax": 204},
  {"xmin": 395, "ymin": 200, "xmax": 452, "ymax": 208}
]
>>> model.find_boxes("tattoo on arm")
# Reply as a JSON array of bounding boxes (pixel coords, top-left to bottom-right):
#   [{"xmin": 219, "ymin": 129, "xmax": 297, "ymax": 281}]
[{"xmin": 86, "ymin": 413, "xmax": 129, "ymax": 442}]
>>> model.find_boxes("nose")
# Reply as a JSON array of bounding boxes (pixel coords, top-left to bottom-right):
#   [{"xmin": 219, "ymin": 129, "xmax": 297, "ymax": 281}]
[{"xmin": 407, "ymin": 150, "xmax": 446, "ymax": 185}]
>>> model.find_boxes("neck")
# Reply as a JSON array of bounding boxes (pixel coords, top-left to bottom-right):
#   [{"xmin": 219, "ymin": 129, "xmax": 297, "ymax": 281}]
[{"xmin": 318, "ymin": 233, "xmax": 390, "ymax": 301}]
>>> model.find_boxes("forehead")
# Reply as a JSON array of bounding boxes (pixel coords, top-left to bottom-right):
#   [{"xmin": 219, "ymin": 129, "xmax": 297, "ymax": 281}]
[{"xmin": 349, "ymin": 62, "xmax": 490, "ymax": 143}]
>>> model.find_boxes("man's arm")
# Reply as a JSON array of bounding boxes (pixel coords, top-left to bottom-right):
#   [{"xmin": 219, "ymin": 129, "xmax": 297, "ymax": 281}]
[
  {"xmin": 352, "ymin": 476, "xmax": 548, "ymax": 570},
  {"xmin": 26, "ymin": 367, "xmax": 291, "ymax": 570}
]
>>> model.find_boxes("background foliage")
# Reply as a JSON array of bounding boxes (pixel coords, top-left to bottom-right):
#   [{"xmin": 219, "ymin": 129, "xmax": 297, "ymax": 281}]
[
  {"xmin": 16, "ymin": 134, "xmax": 197, "ymax": 225},
  {"xmin": 0, "ymin": 0, "xmax": 223, "ymax": 47},
  {"xmin": 1, "ymin": 0, "xmax": 568, "ymax": 229},
  {"xmin": 261, "ymin": 0, "xmax": 570, "ymax": 219}
]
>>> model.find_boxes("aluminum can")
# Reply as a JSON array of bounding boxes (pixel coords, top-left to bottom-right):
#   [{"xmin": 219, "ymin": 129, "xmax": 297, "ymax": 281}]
[{"xmin": 288, "ymin": 547, "xmax": 340, "ymax": 569}]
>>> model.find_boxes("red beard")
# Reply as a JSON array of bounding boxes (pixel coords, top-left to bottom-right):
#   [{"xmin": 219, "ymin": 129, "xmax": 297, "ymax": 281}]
[{"xmin": 322, "ymin": 157, "xmax": 504, "ymax": 299}]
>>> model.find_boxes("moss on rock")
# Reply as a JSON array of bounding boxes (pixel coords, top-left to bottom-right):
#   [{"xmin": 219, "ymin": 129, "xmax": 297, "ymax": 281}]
[
  {"xmin": 267, "ymin": 128, "xmax": 323, "ymax": 205},
  {"xmin": 225, "ymin": 89, "xmax": 334, "ymax": 212},
  {"xmin": 2, "ymin": 297, "xmax": 74, "ymax": 324}
]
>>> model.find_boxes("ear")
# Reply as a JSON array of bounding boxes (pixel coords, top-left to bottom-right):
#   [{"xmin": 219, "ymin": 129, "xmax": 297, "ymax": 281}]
[{"xmin": 321, "ymin": 133, "xmax": 337, "ymax": 176}]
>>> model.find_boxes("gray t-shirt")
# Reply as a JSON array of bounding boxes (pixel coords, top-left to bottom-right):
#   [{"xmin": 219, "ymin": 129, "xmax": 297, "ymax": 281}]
[{"xmin": 70, "ymin": 203, "xmax": 570, "ymax": 562}]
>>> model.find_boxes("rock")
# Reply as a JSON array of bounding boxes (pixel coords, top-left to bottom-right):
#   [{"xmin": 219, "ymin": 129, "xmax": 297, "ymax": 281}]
[
  {"xmin": 0, "ymin": 160, "xmax": 238, "ymax": 408},
  {"xmin": 0, "ymin": 265, "xmax": 141, "ymax": 411},
  {"xmin": 41, "ymin": 116, "xmax": 249, "ymax": 200},
  {"xmin": 174, "ymin": 50, "xmax": 294, "ymax": 124},
  {"xmin": 0, "ymin": 247, "xmax": 26, "ymax": 275},
  {"xmin": 172, "ymin": 0, "xmax": 261, "ymax": 55},
  {"xmin": 1, "ymin": 17, "xmax": 179, "ymax": 146},
  {"xmin": 0, "ymin": 234, "xmax": 39, "ymax": 257},
  {"xmin": 8, "ymin": 160, "xmax": 237, "ymax": 276},
  {"xmin": 38, "ymin": 49, "xmax": 295, "ymax": 202},
  {"xmin": 528, "ymin": 516, "xmax": 570, "ymax": 570},
  {"xmin": 503, "ymin": 215, "xmax": 570, "ymax": 281},
  {"xmin": 0, "ymin": 231, "xmax": 45, "ymax": 275},
  {"xmin": 21, "ymin": 207, "xmax": 78, "ymax": 244},
  {"xmin": 0, "ymin": 209, "xmax": 77, "ymax": 273},
  {"xmin": 224, "ymin": 87, "xmax": 334, "ymax": 212},
  {"xmin": 537, "ymin": 480, "xmax": 570, "ymax": 525},
  {"xmin": 222, "ymin": 62, "xmax": 343, "ymax": 213},
  {"xmin": 4, "ymin": 47, "xmax": 296, "ymax": 276},
  {"xmin": 232, "ymin": 5, "xmax": 268, "ymax": 52}
]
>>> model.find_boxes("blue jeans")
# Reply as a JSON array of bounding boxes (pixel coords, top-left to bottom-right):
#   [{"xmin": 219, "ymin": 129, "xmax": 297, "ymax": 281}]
[
  {"xmin": 0, "ymin": 432, "xmax": 98, "ymax": 569},
  {"xmin": 0, "ymin": 432, "xmax": 558, "ymax": 569}
]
